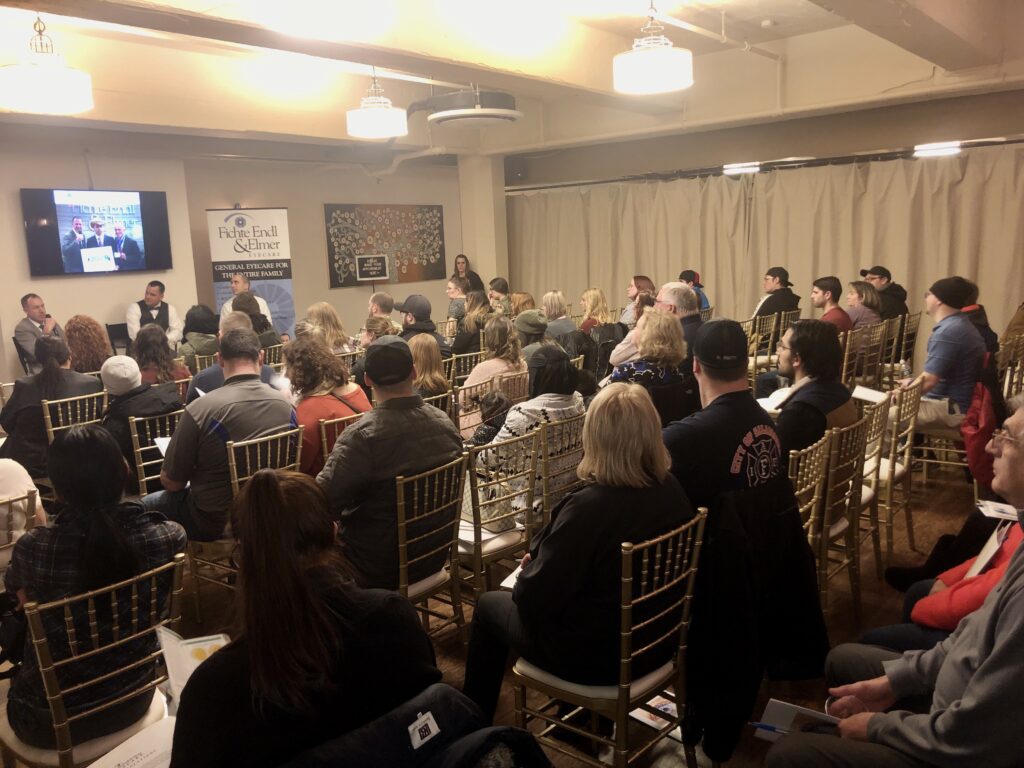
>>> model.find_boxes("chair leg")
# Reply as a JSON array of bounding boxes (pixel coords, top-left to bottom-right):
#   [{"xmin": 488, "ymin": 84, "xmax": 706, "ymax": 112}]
[
  {"xmin": 869, "ymin": 499, "xmax": 883, "ymax": 581},
  {"xmin": 848, "ymin": 527, "xmax": 862, "ymax": 626},
  {"xmin": 513, "ymin": 684, "xmax": 527, "ymax": 729},
  {"xmin": 684, "ymin": 745, "xmax": 699, "ymax": 768},
  {"xmin": 187, "ymin": 551, "xmax": 202, "ymax": 627},
  {"xmin": 1, "ymin": 745, "xmax": 14, "ymax": 768},
  {"xmin": 902, "ymin": 473, "xmax": 916, "ymax": 552}
]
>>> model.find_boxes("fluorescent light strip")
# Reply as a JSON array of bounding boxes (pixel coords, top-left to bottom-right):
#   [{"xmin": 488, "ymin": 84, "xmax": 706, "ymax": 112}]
[
  {"xmin": 913, "ymin": 141, "xmax": 962, "ymax": 158},
  {"xmin": 723, "ymin": 162, "xmax": 760, "ymax": 175}
]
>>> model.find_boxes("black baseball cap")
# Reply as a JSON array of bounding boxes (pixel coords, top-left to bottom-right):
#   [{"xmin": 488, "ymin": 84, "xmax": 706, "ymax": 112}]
[
  {"xmin": 363, "ymin": 336, "xmax": 413, "ymax": 385},
  {"xmin": 679, "ymin": 269, "xmax": 703, "ymax": 288},
  {"xmin": 693, "ymin": 319, "xmax": 748, "ymax": 369},
  {"xmin": 859, "ymin": 266, "xmax": 892, "ymax": 281},
  {"xmin": 395, "ymin": 294, "xmax": 431, "ymax": 321},
  {"xmin": 765, "ymin": 267, "xmax": 793, "ymax": 287}
]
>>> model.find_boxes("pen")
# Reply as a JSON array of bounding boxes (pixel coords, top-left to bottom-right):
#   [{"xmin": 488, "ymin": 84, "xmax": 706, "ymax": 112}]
[{"xmin": 748, "ymin": 722, "xmax": 790, "ymax": 735}]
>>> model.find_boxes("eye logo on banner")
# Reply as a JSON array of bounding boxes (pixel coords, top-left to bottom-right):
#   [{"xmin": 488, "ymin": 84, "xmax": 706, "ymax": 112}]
[{"xmin": 207, "ymin": 207, "xmax": 295, "ymax": 337}]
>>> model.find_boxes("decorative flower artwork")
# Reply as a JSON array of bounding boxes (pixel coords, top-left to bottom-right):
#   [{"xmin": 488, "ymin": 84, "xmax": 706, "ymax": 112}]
[{"xmin": 324, "ymin": 203, "xmax": 446, "ymax": 287}]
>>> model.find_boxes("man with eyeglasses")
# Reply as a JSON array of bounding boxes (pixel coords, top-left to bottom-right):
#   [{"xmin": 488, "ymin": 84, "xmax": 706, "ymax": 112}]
[
  {"xmin": 766, "ymin": 394, "xmax": 1024, "ymax": 768},
  {"xmin": 859, "ymin": 266, "xmax": 909, "ymax": 320},
  {"xmin": 753, "ymin": 267, "xmax": 801, "ymax": 317}
]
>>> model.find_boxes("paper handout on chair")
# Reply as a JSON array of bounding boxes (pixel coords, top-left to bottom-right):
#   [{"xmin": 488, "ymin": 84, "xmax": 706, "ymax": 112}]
[
  {"xmin": 89, "ymin": 716, "xmax": 175, "ymax": 768},
  {"xmin": 157, "ymin": 626, "xmax": 229, "ymax": 702},
  {"xmin": 852, "ymin": 386, "xmax": 888, "ymax": 404},
  {"xmin": 755, "ymin": 698, "xmax": 838, "ymax": 742},
  {"xmin": 154, "ymin": 437, "xmax": 171, "ymax": 456}
]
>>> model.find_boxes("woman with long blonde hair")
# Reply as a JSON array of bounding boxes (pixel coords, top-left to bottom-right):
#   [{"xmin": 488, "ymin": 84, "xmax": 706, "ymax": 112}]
[
  {"xmin": 509, "ymin": 291, "xmax": 536, "ymax": 317},
  {"xmin": 463, "ymin": 382, "xmax": 694, "ymax": 721},
  {"xmin": 846, "ymin": 280, "xmax": 883, "ymax": 330},
  {"xmin": 579, "ymin": 287, "xmax": 612, "ymax": 334},
  {"xmin": 452, "ymin": 290, "xmax": 493, "ymax": 354},
  {"xmin": 609, "ymin": 309, "xmax": 691, "ymax": 425},
  {"xmin": 306, "ymin": 302, "xmax": 356, "ymax": 354},
  {"xmin": 408, "ymin": 334, "xmax": 449, "ymax": 398}
]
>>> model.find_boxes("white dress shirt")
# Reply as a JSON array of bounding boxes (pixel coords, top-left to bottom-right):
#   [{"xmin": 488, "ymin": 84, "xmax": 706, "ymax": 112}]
[{"xmin": 126, "ymin": 301, "xmax": 183, "ymax": 346}]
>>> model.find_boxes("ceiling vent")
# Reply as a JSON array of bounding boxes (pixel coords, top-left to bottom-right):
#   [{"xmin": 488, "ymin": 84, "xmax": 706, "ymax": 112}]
[{"xmin": 407, "ymin": 89, "xmax": 523, "ymax": 129}]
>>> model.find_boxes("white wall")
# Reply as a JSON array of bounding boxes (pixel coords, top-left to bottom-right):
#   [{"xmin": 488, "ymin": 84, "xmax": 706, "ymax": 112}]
[{"xmin": 0, "ymin": 143, "xmax": 198, "ymax": 381}]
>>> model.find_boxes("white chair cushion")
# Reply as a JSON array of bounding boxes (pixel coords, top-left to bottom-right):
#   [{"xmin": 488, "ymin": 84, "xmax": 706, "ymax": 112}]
[
  {"xmin": 458, "ymin": 528, "xmax": 524, "ymax": 557},
  {"xmin": 513, "ymin": 658, "xmax": 674, "ymax": 702},
  {"xmin": 875, "ymin": 458, "xmax": 907, "ymax": 484},
  {"xmin": 859, "ymin": 485, "xmax": 875, "ymax": 509},
  {"xmin": 407, "ymin": 569, "xmax": 449, "ymax": 601},
  {"xmin": 0, "ymin": 681, "xmax": 166, "ymax": 767},
  {"xmin": 829, "ymin": 517, "xmax": 850, "ymax": 539}
]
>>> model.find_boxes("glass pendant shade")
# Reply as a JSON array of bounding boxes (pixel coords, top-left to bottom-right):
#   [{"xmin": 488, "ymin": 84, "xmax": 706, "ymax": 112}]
[
  {"xmin": 346, "ymin": 78, "xmax": 408, "ymax": 139},
  {"xmin": 613, "ymin": 34, "xmax": 693, "ymax": 95}
]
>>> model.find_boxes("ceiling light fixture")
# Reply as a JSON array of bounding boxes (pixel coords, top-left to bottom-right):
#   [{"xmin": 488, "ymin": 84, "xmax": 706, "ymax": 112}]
[
  {"xmin": 346, "ymin": 68, "xmax": 408, "ymax": 140},
  {"xmin": 0, "ymin": 15, "xmax": 93, "ymax": 115},
  {"xmin": 613, "ymin": 2, "xmax": 693, "ymax": 95},
  {"xmin": 913, "ymin": 141, "xmax": 962, "ymax": 158},
  {"xmin": 723, "ymin": 162, "xmax": 760, "ymax": 175}
]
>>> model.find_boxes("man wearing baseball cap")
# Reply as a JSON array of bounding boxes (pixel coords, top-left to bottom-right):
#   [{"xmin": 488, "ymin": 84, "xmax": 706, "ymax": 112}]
[
  {"xmin": 396, "ymin": 294, "xmax": 452, "ymax": 359},
  {"xmin": 679, "ymin": 269, "xmax": 711, "ymax": 311},
  {"xmin": 317, "ymin": 336, "xmax": 462, "ymax": 590},
  {"xmin": 754, "ymin": 267, "xmax": 801, "ymax": 317},
  {"xmin": 859, "ymin": 266, "xmax": 909, "ymax": 320}
]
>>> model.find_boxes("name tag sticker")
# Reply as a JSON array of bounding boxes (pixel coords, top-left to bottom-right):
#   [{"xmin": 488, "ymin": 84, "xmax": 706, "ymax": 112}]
[{"xmin": 408, "ymin": 711, "xmax": 440, "ymax": 749}]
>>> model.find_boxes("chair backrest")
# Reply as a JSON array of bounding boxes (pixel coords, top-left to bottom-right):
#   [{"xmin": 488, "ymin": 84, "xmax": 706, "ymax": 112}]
[
  {"xmin": 437, "ymin": 318, "xmax": 458, "ymax": 340},
  {"xmin": 318, "ymin": 412, "xmax": 366, "ymax": 464},
  {"xmin": 174, "ymin": 377, "xmax": 192, "ymax": 402},
  {"xmin": 496, "ymin": 370, "xmax": 530, "ymax": 404},
  {"xmin": 569, "ymin": 354, "xmax": 584, "ymax": 370},
  {"xmin": 900, "ymin": 311, "xmax": 922, "ymax": 364},
  {"xmin": 455, "ymin": 378, "xmax": 497, "ymax": 435},
  {"xmin": 616, "ymin": 511, "xmax": 707, "ymax": 692},
  {"xmin": 128, "ymin": 410, "xmax": 185, "ymax": 496},
  {"xmin": 193, "ymin": 352, "xmax": 218, "ymax": 373},
  {"xmin": 263, "ymin": 344, "xmax": 284, "ymax": 366},
  {"xmin": 395, "ymin": 453, "xmax": 468, "ymax": 595},
  {"xmin": 82, "ymin": 371, "xmax": 103, "ymax": 380},
  {"xmin": 998, "ymin": 333, "xmax": 1024, "ymax": 400},
  {"xmin": 748, "ymin": 313, "xmax": 779, "ymax": 356},
  {"xmin": 41, "ymin": 390, "xmax": 109, "ymax": 444},
  {"xmin": 23, "ymin": 553, "xmax": 186, "ymax": 766},
  {"xmin": 887, "ymin": 378, "xmax": 924, "ymax": 475},
  {"xmin": 335, "ymin": 349, "xmax": 364, "ymax": 372},
  {"xmin": 780, "ymin": 308, "xmax": 801, "ymax": 332},
  {"xmin": 442, "ymin": 356, "xmax": 455, "ymax": 383},
  {"xmin": 226, "ymin": 427, "xmax": 303, "ymax": 494},
  {"xmin": 450, "ymin": 351, "xmax": 483, "ymax": 386},
  {"xmin": 539, "ymin": 413, "xmax": 587, "ymax": 523},
  {"xmin": 857, "ymin": 322, "xmax": 887, "ymax": 388},
  {"xmin": 422, "ymin": 389, "xmax": 456, "ymax": 425},
  {"xmin": 787, "ymin": 431, "xmax": 831, "ymax": 542},
  {"xmin": 12, "ymin": 336, "xmax": 32, "ymax": 375},
  {"xmin": 881, "ymin": 315, "xmax": 903, "ymax": 370},
  {"xmin": 0, "ymin": 488, "xmax": 37, "ymax": 568},
  {"xmin": 860, "ymin": 397, "xmax": 890, "ymax": 488},
  {"xmin": 822, "ymin": 416, "xmax": 869, "ymax": 531},
  {"xmin": 105, "ymin": 323, "xmax": 131, "ymax": 355},
  {"xmin": 698, "ymin": 306, "xmax": 714, "ymax": 322},
  {"xmin": 839, "ymin": 327, "xmax": 865, "ymax": 390},
  {"xmin": 465, "ymin": 431, "xmax": 541, "ymax": 541},
  {"xmin": 1, "ymin": 381, "xmax": 16, "ymax": 410}
]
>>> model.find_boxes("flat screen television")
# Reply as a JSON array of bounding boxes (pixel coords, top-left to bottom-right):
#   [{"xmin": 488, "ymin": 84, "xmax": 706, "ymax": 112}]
[{"xmin": 20, "ymin": 188, "xmax": 173, "ymax": 277}]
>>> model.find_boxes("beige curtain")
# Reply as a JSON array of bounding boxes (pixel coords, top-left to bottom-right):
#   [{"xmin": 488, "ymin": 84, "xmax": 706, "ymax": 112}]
[{"xmin": 508, "ymin": 143, "xmax": 1024, "ymax": 334}]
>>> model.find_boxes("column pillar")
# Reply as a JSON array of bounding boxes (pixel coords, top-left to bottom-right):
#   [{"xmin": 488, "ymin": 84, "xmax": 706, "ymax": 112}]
[{"xmin": 457, "ymin": 154, "xmax": 508, "ymax": 284}]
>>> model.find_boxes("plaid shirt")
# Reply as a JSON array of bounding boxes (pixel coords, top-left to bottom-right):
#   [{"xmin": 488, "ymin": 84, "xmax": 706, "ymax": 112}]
[{"xmin": 4, "ymin": 502, "xmax": 186, "ymax": 729}]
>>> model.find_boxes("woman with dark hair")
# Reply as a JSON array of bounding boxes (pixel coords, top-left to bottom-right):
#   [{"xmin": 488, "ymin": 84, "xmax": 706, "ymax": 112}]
[
  {"xmin": 452, "ymin": 290, "xmax": 494, "ymax": 354},
  {"xmin": 488, "ymin": 345, "xmax": 584, "ymax": 444},
  {"xmin": 64, "ymin": 314, "xmax": 113, "ymax": 373},
  {"xmin": 620, "ymin": 275, "xmax": 656, "ymax": 327},
  {"xmin": 169, "ymin": 470, "xmax": 442, "ymax": 768},
  {"xmin": 179, "ymin": 304, "xmax": 220, "ymax": 372},
  {"xmin": 3, "ymin": 425, "xmax": 186, "ymax": 746},
  {"xmin": 0, "ymin": 337, "xmax": 102, "ymax": 476},
  {"xmin": 452, "ymin": 253, "xmax": 485, "ymax": 293},
  {"xmin": 488, "ymin": 277, "xmax": 512, "ymax": 316},
  {"xmin": 283, "ymin": 337, "xmax": 370, "ymax": 476},
  {"xmin": 231, "ymin": 292, "xmax": 281, "ymax": 347},
  {"xmin": 132, "ymin": 325, "xmax": 190, "ymax": 385}
]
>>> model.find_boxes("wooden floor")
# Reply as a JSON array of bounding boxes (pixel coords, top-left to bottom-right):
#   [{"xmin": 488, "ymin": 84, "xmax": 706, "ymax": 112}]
[{"xmin": 177, "ymin": 466, "xmax": 976, "ymax": 767}]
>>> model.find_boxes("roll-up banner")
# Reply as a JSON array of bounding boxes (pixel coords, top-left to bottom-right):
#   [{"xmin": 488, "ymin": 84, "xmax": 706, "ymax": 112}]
[{"xmin": 207, "ymin": 207, "xmax": 295, "ymax": 337}]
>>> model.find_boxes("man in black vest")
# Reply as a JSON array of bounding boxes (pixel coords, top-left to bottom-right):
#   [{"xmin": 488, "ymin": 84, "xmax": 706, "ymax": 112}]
[{"xmin": 126, "ymin": 280, "xmax": 183, "ymax": 348}]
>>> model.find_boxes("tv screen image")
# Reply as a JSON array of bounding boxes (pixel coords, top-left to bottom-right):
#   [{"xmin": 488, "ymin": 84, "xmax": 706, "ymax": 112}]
[{"xmin": 21, "ymin": 188, "xmax": 173, "ymax": 277}]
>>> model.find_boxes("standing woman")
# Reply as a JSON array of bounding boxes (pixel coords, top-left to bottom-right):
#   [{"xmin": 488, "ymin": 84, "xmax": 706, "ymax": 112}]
[
  {"xmin": 579, "ymin": 287, "xmax": 612, "ymax": 334},
  {"xmin": 452, "ymin": 290, "xmax": 493, "ymax": 355},
  {"xmin": 452, "ymin": 254, "xmax": 486, "ymax": 293},
  {"xmin": 306, "ymin": 302, "xmax": 357, "ymax": 354},
  {"xmin": 283, "ymin": 337, "xmax": 370, "ymax": 477},
  {"xmin": 409, "ymin": 335, "xmax": 450, "ymax": 398},
  {"xmin": 846, "ymin": 280, "xmax": 883, "ymax": 330},
  {"xmin": 132, "ymin": 325, "xmax": 190, "ymax": 385},
  {"xmin": 170, "ymin": 470, "xmax": 442, "ymax": 768},
  {"xmin": 64, "ymin": 314, "xmax": 113, "ymax": 373},
  {"xmin": 619, "ymin": 275, "xmax": 656, "ymax": 328}
]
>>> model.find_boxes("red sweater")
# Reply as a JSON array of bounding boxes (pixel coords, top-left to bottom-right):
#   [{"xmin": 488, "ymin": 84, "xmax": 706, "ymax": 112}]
[
  {"xmin": 911, "ymin": 524, "xmax": 1022, "ymax": 630},
  {"xmin": 295, "ymin": 389, "xmax": 371, "ymax": 476}
]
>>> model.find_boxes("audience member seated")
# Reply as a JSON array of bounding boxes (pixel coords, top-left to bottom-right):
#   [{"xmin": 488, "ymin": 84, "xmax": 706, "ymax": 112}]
[
  {"xmin": 773, "ymin": 320, "xmax": 858, "ymax": 455},
  {"xmin": 409, "ymin": 334, "xmax": 450, "ymax": 398},
  {"xmin": 812, "ymin": 276, "xmax": 854, "ymax": 332},
  {"xmin": 461, "ymin": 316, "xmax": 528, "ymax": 432},
  {"xmin": 178, "ymin": 304, "xmax": 220, "ymax": 372},
  {"xmin": 609, "ymin": 309, "xmax": 689, "ymax": 426},
  {"xmin": 846, "ymin": 280, "xmax": 883, "ymax": 330},
  {"xmin": 64, "ymin": 314, "xmax": 112, "ymax": 374},
  {"xmin": 0, "ymin": 460, "xmax": 44, "ymax": 571},
  {"xmin": 488, "ymin": 277, "xmax": 512, "ymax": 316},
  {"xmin": 14, "ymin": 293, "xmax": 63, "ymax": 374},
  {"xmin": 765, "ymin": 394, "xmax": 1024, "ymax": 768},
  {"xmin": 186, "ymin": 312, "xmax": 279, "ymax": 403},
  {"xmin": 351, "ymin": 316, "xmax": 395, "ymax": 400},
  {"xmin": 99, "ymin": 355, "xmax": 183, "ymax": 492},
  {"xmin": 861, "ymin": 520, "xmax": 1021, "ymax": 653},
  {"xmin": 306, "ymin": 301, "xmax": 357, "ymax": 354},
  {"xmin": 489, "ymin": 345, "xmax": 585, "ymax": 444},
  {"xmin": 679, "ymin": 269, "xmax": 711, "ymax": 311},
  {"xmin": 619, "ymin": 274, "xmax": 656, "ymax": 327},
  {"xmin": 231, "ymin": 291, "xmax": 281, "ymax": 348},
  {"xmin": 960, "ymin": 280, "xmax": 1000, "ymax": 354},
  {"xmin": 578, "ymin": 287, "xmax": 612, "ymax": 334},
  {"xmin": 367, "ymin": 291, "xmax": 402, "ymax": 334},
  {"xmin": 316, "ymin": 337, "xmax": 462, "ymax": 590},
  {"xmin": 1002, "ymin": 299, "xmax": 1024, "ymax": 342},
  {"xmin": 509, "ymin": 291, "xmax": 535, "ymax": 317},
  {"xmin": 754, "ymin": 267, "xmax": 801, "ymax": 317},
  {"xmin": 3, "ymin": 425, "xmax": 185, "ymax": 747},
  {"xmin": 541, "ymin": 290, "xmax": 576, "ymax": 339},
  {"xmin": 126, "ymin": 280, "xmax": 183, "ymax": 347},
  {"xmin": 132, "ymin": 325, "xmax": 190, "ymax": 385},
  {"xmin": 143, "ymin": 329, "xmax": 296, "ymax": 541},
  {"xmin": 515, "ymin": 310, "xmax": 557, "ymax": 366},
  {"xmin": 452, "ymin": 290, "xmax": 494, "ymax": 354},
  {"xmin": 0, "ymin": 338, "xmax": 103, "ymax": 477},
  {"xmin": 169, "ymin": 470, "xmax": 441, "ymax": 768},
  {"xmin": 397, "ymin": 294, "xmax": 452, "ymax": 358},
  {"xmin": 462, "ymin": 383, "xmax": 694, "ymax": 721},
  {"xmin": 220, "ymin": 273, "xmax": 273, "ymax": 327},
  {"xmin": 860, "ymin": 265, "xmax": 909, "ymax": 320},
  {"xmin": 469, "ymin": 391, "xmax": 511, "ymax": 446},
  {"xmin": 283, "ymin": 336, "xmax": 371, "ymax": 477},
  {"xmin": 452, "ymin": 253, "xmax": 486, "ymax": 294},
  {"xmin": 446, "ymin": 276, "xmax": 469, "ymax": 323}
]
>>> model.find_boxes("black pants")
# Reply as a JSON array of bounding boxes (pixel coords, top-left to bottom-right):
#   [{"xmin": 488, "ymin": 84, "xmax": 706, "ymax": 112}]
[{"xmin": 463, "ymin": 591, "xmax": 536, "ymax": 722}]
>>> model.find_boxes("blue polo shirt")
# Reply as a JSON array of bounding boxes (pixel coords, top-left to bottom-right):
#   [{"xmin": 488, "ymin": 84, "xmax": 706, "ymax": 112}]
[{"xmin": 924, "ymin": 312, "xmax": 985, "ymax": 412}]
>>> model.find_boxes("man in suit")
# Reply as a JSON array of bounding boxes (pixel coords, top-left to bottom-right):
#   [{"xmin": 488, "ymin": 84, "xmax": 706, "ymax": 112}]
[
  {"xmin": 13, "ymin": 293, "xmax": 63, "ymax": 374},
  {"xmin": 60, "ymin": 216, "xmax": 85, "ymax": 273},
  {"xmin": 112, "ymin": 222, "xmax": 143, "ymax": 271},
  {"xmin": 85, "ymin": 217, "xmax": 115, "ymax": 250}
]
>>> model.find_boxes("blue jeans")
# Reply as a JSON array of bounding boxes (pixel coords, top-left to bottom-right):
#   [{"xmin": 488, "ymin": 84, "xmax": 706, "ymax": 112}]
[
  {"xmin": 858, "ymin": 579, "xmax": 951, "ymax": 652},
  {"xmin": 141, "ymin": 489, "xmax": 220, "ymax": 541}
]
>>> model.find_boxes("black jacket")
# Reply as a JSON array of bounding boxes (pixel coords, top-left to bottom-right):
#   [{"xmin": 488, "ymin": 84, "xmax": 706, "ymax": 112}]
[
  {"xmin": 401, "ymin": 321, "xmax": 453, "ymax": 359},
  {"xmin": 878, "ymin": 282, "xmax": 909, "ymax": 320},
  {"xmin": 962, "ymin": 304, "xmax": 1000, "ymax": 354},
  {"xmin": 755, "ymin": 287, "xmax": 801, "ymax": 317},
  {"xmin": 101, "ymin": 382, "xmax": 183, "ymax": 492}
]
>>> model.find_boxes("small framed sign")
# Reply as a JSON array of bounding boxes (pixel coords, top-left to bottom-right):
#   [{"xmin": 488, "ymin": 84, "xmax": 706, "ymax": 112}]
[{"xmin": 355, "ymin": 254, "xmax": 390, "ymax": 282}]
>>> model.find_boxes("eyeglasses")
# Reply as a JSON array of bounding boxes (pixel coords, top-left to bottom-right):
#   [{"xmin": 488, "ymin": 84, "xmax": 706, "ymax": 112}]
[
  {"xmin": 991, "ymin": 428, "xmax": 1020, "ymax": 449},
  {"xmin": 777, "ymin": 342, "xmax": 791, "ymax": 351}
]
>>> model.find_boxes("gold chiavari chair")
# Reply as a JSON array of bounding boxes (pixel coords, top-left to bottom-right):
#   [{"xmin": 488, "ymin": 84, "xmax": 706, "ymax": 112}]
[
  {"xmin": 496, "ymin": 370, "xmax": 530, "ymax": 405},
  {"xmin": 450, "ymin": 351, "xmax": 484, "ymax": 387},
  {"xmin": 437, "ymin": 318, "xmax": 458, "ymax": 341},
  {"xmin": 839, "ymin": 327, "xmax": 865, "ymax": 390},
  {"xmin": 899, "ymin": 311, "xmax": 922, "ymax": 372},
  {"xmin": 0, "ymin": 382, "xmax": 15, "ymax": 412},
  {"xmin": 422, "ymin": 389, "xmax": 457, "ymax": 426},
  {"xmin": 879, "ymin": 379, "xmax": 924, "ymax": 554},
  {"xmin": 787, "ymin": 431, "xmax": 831, "ymax": 551},
  {"xmin": 262, "ymin": 344, "xmax": 284, "ymax": 367},
  {"xmin": 173, "ymin": 376, "xmax": 192, "ymax": 402},
  {"xmin": 171, "ymin": 356, "xmax": 186, "ymax": 370},
  {"xmin": 779, "ymin": 308, "xmax": 801, "ymax": 333},
  {"xmin": 879, "ymin": 316, "xmax": 905, "ymax": 390},
  {"xmin": 334, "ymin": 348, "xmax": 364, "ymax": 372},
  {"xmin": 128, "ymin": 410, "xmax": 185, "ymax": 496},
  {"xmin": 41, "ymin": 391, "xmax": 108, "ymax": 444},
  {"xmin": 745, "ymin": 313, "xmax": 780, "ymax": 390},
  {"xmin": 856, "ymin": 398, "xmax": 889, "ymax": 580},
  {"xmin": 396, "ymin": 453, "xmax": 469, "ymax": 638},
  {"xmin": 856, "ymin": 322, "xmax": 887, "ymax": 389},
  {"xmin": 0, "ymin": 488, "xmax": 38, "ymax": 575},
  {"xmin": 193, "ymin": 352, "xmax": 218, "ymax": 373},
  {"xmin": 318, "ymin": 412, "xmax": 366, "ymax": 465},
  {"xmin": 0, "ymin": 554, "xmax": 185, "ymax": 768},
  {"xmin": 513, "ymin": 512, "xmax": 707, "ymax": 768},
  {"xmin": 570, "ymin": 355, "xmax": 584, "ymax": 371},
  {"xmin": 455, "ymin": 378, "xmax": 497, "ymax": 439},
  {"xmin": 699, "ymin": 306, "xmax": 714, "ymax": 322},
  {"xmin": 539, "ymin": 413, "xmax": 587, "ymax": 526},
  {"xmin": 998, "ymin": 333, "xmax": 1024, "ymax": 400}
]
